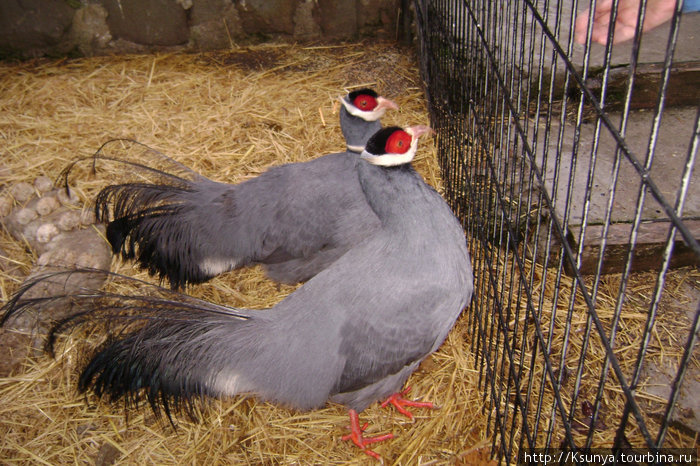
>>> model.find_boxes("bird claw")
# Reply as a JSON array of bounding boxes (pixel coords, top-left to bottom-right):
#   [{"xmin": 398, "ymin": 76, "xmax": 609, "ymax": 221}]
[
  {"xmin": 380, "ymin": 386, "xmax": 435, "ymax": 420},
  {"xmin": 341, "ymin": 388, "xmax": 434, "ymax": 461},
  {"xmin": 342, "ymin": 409, "xmax": 393, "ymax": 461}
]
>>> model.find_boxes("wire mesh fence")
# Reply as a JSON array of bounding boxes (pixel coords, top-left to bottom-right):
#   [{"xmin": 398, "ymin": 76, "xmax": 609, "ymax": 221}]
[{"xmin": 414, "ymin": 0, "xmax": 700, "ymax": 462}]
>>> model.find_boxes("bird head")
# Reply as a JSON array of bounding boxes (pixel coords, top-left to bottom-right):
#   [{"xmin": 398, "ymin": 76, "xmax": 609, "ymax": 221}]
[
  {"xmin": 360, "ymin": 125, "xmax": 433, "ymax": 167},
  {"xmin": 339, "ymin": 88, "xmax": 399, "ymax": 122}
]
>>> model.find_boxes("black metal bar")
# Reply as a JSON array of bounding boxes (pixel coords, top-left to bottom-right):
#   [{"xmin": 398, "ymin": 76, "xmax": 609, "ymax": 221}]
[{"xmin": 414, "ymin": 0, "xmax": 699, "ymax": 462}]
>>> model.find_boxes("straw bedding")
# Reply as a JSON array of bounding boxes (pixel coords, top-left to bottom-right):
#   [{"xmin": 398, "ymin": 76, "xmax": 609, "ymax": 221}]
[
  {"xmin": 489, "ymin": 259, "xmax": 699, "ymax": 452},
  {"xmin": 1, "ymin": 42, "xmax": 695, "ymax": 465},
  {"xmin": 0, "ymin": 43, "xmax": 492, "ymax": 464}
]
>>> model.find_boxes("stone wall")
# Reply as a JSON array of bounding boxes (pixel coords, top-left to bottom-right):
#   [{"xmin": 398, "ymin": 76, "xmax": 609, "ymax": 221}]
[{"xmin": 0, "ymin": 0, "xmax": 402, "ymax": 59}]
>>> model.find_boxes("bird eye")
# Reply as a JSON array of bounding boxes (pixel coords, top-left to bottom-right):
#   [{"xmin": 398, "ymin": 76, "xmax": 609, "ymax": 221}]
[
  {"xmin": 353, "ymin": 94, "xmax": 377, "ymax": 111},
  {"xmin": 385, "ymin": 130, "xmax": 412, "ymax": 154}
]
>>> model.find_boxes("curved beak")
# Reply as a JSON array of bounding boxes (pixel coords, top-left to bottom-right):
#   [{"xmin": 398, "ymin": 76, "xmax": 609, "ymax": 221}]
[
  {"xmin": 407, "ymin": 125, "xmax": 433, "ymax": 139},
  {"xmin": 376, "ymin": 97, "xmax": 399, "ymax": 111}
]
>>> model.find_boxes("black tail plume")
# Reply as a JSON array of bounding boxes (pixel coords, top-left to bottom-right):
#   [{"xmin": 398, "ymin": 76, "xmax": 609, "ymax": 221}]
[
  {"xmin": 1, "ymin": 268, "xmax": 251, "ymax": 423},
  {"xmin": 94, "ymin": 182, "xmax": 207, "ymax": 289},
  {"xmin": 58, "ymin": 139, "xmax": 217, "ymax": 289}
]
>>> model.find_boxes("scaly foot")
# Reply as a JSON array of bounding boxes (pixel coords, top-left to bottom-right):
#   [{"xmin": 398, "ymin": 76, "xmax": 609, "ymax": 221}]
[
  {"xmin": 342, "ymin": 409, "xmax": 394, "ymax": 461},
  {"xmin": 380, "ymin": 386, "xmax": 435, "ymax": 420}
]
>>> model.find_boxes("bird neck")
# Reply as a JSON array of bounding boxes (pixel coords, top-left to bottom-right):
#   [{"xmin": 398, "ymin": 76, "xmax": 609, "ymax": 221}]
[
  {"xmin": 340, "ymin": 107, "xmax": 381, "ymax": 153},
  {"xmin": 357, "ymin": 160, "xmax": 426, "ymax": 226}
]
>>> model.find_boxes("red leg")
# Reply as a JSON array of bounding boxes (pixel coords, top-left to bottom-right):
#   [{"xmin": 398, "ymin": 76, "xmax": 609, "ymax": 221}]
[
  {"xmin": 341, "ymin": 409, "xmax": 394, "ymax": 461},
  {"xmin": 380, "ymin": 386, "xmax": 435, "ymax": 420}
]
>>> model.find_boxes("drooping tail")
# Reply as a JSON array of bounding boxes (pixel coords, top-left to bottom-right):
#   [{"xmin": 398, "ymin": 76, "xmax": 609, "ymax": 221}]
[
  {"xmin": 95, "ymin": 181, "xmax": 204, "ymax": 289},
  {"xmin": 60, "ymin": 139, "xmax": 222, "ymax": 289},
  {"xmin": 1, "ymin": 268, "xmax": 253, "ymax": 422}
]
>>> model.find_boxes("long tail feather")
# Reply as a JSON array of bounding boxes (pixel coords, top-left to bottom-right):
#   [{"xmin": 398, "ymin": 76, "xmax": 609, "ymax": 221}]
[
  {"xmin": 94, "ymin": 182, "xmax": 200, "ymax": 289},
  {"xmin": 96, "ymin": 181, "xmax": 220, "ymax": 289},
  {"xmin": 1, "ymin": 268, "xmax": 251, "ymax": 422},
  {"xmin": 56, "ymin": 139, "xmax": 221, "ymax": 289},
  {"xmin": 59, "ymin": 138, "xmax": 202, "ymax": 190}
]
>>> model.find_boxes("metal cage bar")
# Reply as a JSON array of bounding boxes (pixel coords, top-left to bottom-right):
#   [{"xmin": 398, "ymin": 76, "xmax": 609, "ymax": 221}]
[{"xmin": 414, "ymin": 0, "xmax": 700, "ymax": 462}]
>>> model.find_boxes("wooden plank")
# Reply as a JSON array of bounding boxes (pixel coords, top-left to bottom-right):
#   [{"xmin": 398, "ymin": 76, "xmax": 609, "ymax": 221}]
[
  {"xmin": 585, "ymin": 61, "xmax": 700, "ymax": 111},
  {"xmin": 566, "ymin": 220, "xmax": 700, "ymax": 275}
]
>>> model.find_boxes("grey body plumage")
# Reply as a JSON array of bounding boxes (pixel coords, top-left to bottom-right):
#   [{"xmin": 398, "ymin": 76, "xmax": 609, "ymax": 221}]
[
  {"xmin": 100, "ymin": 153, "xmax": 381, "ymax": 288},
  {"xmin": 100, "ymin": 89, "xmax": 396, "ymax": 289},
  {"xmin": 1, "ymin": 126, "xmax": 472, "ymax": 421}
]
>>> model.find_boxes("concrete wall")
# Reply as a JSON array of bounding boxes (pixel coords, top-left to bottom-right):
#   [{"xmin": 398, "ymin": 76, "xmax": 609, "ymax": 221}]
[{"xmin": 0, "ymin": 0, "xmax": 401, "ymax": 59}]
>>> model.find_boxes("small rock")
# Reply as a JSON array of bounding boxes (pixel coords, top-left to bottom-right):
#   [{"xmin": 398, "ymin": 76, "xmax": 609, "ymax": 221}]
[
  {"xmin": 76, "ymin": 423, "xmax": 96, "ymax": 436},
  {"xmin": 10, "ymin": 182, "xmax": 35, "ymax": 203},
  {"xmin": 15, "ymin": 207, "xmax": 38, "ymax": 225},
  {"xmin": 80, "ymin": 209, "xmax": 96, "ymax": 225},
  {"xmin": 34, "ymin": 176, "xmax": 54, "ymax": 193},
  {"xmin": 57, "ymin": 189, "xmax": 80, "ymax": 206},
  {"xmin": 36, "ymin": 223, "xmax": 59, "ymax": 243},
  {"xmin": 57, "ymin": 210, "xmax": 82, "ymax": 231},
  {"xmin": 67, "ymin": 4, "xmax": 113, "ymax": 56},
  {"xmin": 94, "ymin": 442, "xmax": 121, "ymax": 466},
  {"xmin": 36, "ymin": 252, "xmax": 51, "ymax": 266},
  {"xmin": 77, "ymin": 251, "xmax": 106, "ymax": 269},
  {"xmin": 22, "ymin": 224, "xmax": 38, "ymax": 242},
  {"xmin": 35, "ymin": 196, "xmax": 60, "ymax": 216},
  {"xmin": 0, "ymin": 195, "xmax": 12, "ymax": 217}
]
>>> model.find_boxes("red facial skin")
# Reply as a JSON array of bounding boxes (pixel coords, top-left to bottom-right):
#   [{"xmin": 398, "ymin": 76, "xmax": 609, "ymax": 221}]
[
  {"xmin": 353, "ymin": 94, "xmax": 378, "ymax": 111},
  {"xmin": 385, "ymin": 130, "xmax": 412, "ymax": 154}
]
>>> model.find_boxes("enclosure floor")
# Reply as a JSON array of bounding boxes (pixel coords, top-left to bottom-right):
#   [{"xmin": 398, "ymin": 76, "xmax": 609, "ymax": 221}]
[
  {"xmin": 534, "ymin": 106, "xmax": 700, "ymax": 273},
  {"xmin": 528, "ymin": 4, "xmax": 700, "ymax": 260},
  {"xmin": 541, "ymin": 107, "xmax": 698, "ymax": 225}
]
